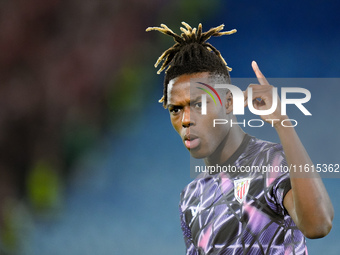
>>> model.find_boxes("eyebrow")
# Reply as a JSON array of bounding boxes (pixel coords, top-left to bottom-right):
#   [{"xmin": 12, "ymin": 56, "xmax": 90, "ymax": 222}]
[
  {"xmin": 189, "ymin": 95, "xmax": 203, "ymax": 105},
  {"xmin": 167, "ymin": 104, "xmax": 177, "ymax": 109},
  {"xmin": 167, "ymin": 95, "xmax": 202, "ymax": 109}
]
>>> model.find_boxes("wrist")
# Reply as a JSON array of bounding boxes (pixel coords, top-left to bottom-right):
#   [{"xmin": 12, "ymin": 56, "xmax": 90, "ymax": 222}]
[{"xmin": 273, "ymin": 115, "xmax": 290, "ymax": 130}]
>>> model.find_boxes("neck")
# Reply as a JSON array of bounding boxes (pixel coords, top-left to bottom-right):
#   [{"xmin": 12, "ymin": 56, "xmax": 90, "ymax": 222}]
[{"xmin": 204, "ymin": 124, "xmax": 245, "ymax": 166}]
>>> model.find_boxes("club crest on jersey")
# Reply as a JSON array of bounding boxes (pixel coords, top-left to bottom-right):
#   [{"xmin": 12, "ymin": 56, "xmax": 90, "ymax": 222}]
[{"xmin": 234, "ymin": 178, "xmax": 251, "ymax": 203}]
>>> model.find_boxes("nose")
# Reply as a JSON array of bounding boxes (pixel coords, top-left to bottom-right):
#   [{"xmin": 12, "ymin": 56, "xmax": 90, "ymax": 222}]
[{"xmin": 182, "ymin": 107, "xmax": 194, "ymax": 128}]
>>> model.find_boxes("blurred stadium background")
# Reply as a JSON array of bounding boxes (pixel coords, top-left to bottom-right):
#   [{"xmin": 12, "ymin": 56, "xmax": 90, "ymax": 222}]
[{"xmin": 0, "ymin": 0, "xmax": 339, "ymax": 254}]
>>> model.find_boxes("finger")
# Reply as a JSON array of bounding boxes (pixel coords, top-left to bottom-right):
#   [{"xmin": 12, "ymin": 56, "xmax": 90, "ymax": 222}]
[
  {"xmin": 243, "ymin": 88, "xmax": 262, "ymax": 107},
  {"xmin": 243, "ymin": 90, "xmax": 248, "ymax": 107},
  {"xmin": 247, "ymin": 84, "xmax": 271, "ymax": 102},
  {"xmin": 252, "ymin": 61, "xmax": 269, "ymax": 85}
]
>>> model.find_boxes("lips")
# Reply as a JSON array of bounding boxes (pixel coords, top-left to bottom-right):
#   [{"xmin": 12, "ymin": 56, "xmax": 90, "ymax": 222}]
[{"xmin": 184, "ymin": 134, "xmax": 201, "ymax": 150}]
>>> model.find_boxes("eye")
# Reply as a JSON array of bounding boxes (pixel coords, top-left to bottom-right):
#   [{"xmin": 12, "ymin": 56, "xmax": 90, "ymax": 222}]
[
  {"xmin": 194, "ymin": 102, "xmax": 202, "ymax": 109},
  {"xmin": 169, "ymin": 107, "xmax": 182, "ymax": 115}
]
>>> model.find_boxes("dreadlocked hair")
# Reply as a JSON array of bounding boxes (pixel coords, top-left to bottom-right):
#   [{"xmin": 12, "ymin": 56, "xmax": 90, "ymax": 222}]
[{"xmin": 146, "ymin": 22, "xmax": 237, "ymax": 108}]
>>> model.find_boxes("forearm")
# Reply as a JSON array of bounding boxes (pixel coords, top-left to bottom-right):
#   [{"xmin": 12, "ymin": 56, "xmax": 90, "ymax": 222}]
[{"xmin": 275, "ymin": 122, "xmax": 334, "ymax": 238}]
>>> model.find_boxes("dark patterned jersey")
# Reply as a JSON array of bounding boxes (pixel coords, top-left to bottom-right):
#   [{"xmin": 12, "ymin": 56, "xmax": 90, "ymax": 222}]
[{"xmin": 179, "ymin": 134, "xmax": 307, "ymax": 255}]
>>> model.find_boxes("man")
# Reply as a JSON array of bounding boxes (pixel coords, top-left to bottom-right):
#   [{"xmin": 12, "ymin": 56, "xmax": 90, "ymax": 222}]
[{"xmin": 147, "ymin": 22, "xmax": 333, "ymax": 255}]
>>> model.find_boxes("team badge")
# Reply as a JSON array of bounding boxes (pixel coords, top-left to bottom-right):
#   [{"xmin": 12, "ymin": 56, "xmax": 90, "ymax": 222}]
[{"xmin": 234, "ymin": 178, "xmax": 252, "ymax": 203}]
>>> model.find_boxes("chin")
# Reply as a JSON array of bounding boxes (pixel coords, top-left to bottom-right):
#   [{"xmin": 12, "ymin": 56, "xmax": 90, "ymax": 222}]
[{"xmin": 188, "ymin": 149, "xmax": 208, "ymax": 159}]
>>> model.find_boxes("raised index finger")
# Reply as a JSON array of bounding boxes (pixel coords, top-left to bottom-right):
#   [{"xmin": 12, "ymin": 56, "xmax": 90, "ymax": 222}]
[{"xmin": 252, "ymin": 60, "xmax": 269, "ymax": 85}]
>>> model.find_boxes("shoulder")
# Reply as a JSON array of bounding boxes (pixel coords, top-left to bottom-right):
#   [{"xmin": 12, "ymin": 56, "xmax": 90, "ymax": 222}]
[
  {"xmin": 180, "ymin": 173, "xmax": 212, "ymax": 198},
  {"xmin": 249, "ymin": 136, "xmax": 284, "ymax": 153},
  {"xmin": 179, "ymin": 173, "xmax": 218, "ymax": 212},
  {"xmin": 238, "ymin": 135, "xmax": 286, "ymax": 166}
]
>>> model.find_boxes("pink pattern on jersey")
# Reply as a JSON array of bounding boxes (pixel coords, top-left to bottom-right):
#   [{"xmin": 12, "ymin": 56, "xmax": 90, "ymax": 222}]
[
  {"xmin": 198, "ymin": 224, "xmax": 212, "ymax": 252},
  {"xmin": 285, "ymin": 247, "xmax": 293, "ymax": 255},
  {"xmin": 267, "ymin": 154, "xmax": 282, "ymax": 186},
  {"xmin": 220, "ymin": 173, "xmax": 233, "ymax": 193}
]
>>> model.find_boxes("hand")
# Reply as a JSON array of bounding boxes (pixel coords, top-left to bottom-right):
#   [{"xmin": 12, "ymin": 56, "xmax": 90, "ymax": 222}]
[{"xmin": 244, "ymin": 61, "xmax": 287, "ymax": 127}]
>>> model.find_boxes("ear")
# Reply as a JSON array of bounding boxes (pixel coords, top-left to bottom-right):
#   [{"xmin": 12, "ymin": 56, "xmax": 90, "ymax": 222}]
[{"xmin": 225, "ymin": 91, "xmax": 233, "ymax": 114}]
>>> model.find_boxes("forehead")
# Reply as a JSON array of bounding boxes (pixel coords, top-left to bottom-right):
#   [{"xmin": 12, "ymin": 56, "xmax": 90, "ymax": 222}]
[{"xmin": 167, "ymin": 72, "xmax": 211, "ymax": 105}]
